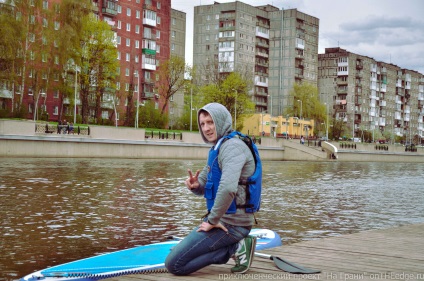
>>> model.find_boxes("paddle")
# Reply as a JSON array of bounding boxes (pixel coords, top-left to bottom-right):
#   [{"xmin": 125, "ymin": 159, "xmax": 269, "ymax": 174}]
[{"xmin": 255, "ymin": 252, "xmax": 320, "ymax": 274}]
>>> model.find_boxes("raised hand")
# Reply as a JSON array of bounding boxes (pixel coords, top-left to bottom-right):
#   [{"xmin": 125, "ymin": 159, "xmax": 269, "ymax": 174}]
[{"xmin": 185, "ymin": 169, "xmax": 200, "ymax": 190}]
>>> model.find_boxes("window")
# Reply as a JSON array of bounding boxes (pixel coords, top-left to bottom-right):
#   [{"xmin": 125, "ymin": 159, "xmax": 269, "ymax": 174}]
[
  {"xmin": 117, "ymin": 5, "xmax": 121, "ymax": 13},
  {"xmin": 117, "ymin": 52, "xmax": 121, "ymax": 60},
  {"xmin": 157, "ymin": 1, "xmax": 161, "ymax": 9},
  {"xmin": 135, "ymin": 25, "xmax": 140, "ymax": 34},
  {"xmin": 42, "ymin": 0, "xmax": 48, "ymax": 9},
  {"xmin": 135, "ymin": 40, "xmax": 139, "ymax": 48},
  {"xmin": 126, "ymin": 53, "xmax": 130, "ymax": 61},
  {"xmin": 172, "ymin": 18, "xmax": 176, "ymax": 25},
  {"xmin": 136, "ymin": 10, "xmax": 140, "ymax": 19},
  {"xmin": 54, "ymin": 106, "xmax": 59, "ymax": 115},
  {"xmin": 157, "ymin": 16, "xmax": 161, "ymax": 24},
  {"xmin": 171, "ymin": 43, "xmax": 175, "ymax": 51},
  {"xmin": 156, "ymin": 30, "xmax": 160, "ymax": 39},
  {"xmin": 126, "ymin": 38, "xmax": 130, "ymax": 47},
  {"xmin": 125, "ymin": 68, "xmax": 130, "ymax": 76},
  {"xmin": 126, "ymin": 23, "xmax": 131, "ymax": 31},
  {"xmin": 117, "ymin": 20, "xmax": 121, "ymax": 29},
  {"xmin": 135, "ymin": 55, "xmax": 139, "ymax": 63},
  {"xmin": 54, "ymin": 21, "xmax": 60, "ymax": 30},
  {"xmin": 127, "ymin": 8, "xmax": 131, "ymax": 16},
  {"xmin": 171, "ymin": 31, "xmax": 176, "ymax": 38},
  {"xmin": 117, "ymin": 36, "xmax": 121, "ymax": 45}
]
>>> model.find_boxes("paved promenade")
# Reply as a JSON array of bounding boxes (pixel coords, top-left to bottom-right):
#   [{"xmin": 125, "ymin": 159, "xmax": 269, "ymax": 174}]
[{"xmin": 109, "ymin": 223, "xmax": 424, "ymax": 281}]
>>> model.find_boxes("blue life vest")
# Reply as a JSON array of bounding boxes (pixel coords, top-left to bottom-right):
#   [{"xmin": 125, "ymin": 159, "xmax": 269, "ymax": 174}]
[{"xmin": 204, "ymin": 131, "xmax": 262, "ymax": 214}]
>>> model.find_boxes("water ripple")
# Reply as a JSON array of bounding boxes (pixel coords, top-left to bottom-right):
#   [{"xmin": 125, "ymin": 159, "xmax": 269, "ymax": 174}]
[{"xmin": 0, "ymin": 159, "xmax": 423, "ymax": 280}]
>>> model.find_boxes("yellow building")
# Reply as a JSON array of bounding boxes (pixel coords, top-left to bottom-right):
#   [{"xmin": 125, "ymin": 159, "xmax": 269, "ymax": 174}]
[{"xmin": 241, "ymin": 114, "xmax": 315, "ymax": 139}]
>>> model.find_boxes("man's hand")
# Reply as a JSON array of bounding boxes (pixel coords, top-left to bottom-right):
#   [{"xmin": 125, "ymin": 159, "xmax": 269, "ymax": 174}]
[
  {"xmin": 185, "ymin": 169, "xmax": 200, "ymax": 190},
  {"xmin": 197, "ymin": 221, "xmax": 228, "ymax": 233}
]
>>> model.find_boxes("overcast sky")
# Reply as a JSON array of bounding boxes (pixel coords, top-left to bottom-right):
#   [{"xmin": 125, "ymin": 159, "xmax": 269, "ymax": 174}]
[{"xmin": 171, "ymin": 0, "xmax": 424, "ymax": 74}]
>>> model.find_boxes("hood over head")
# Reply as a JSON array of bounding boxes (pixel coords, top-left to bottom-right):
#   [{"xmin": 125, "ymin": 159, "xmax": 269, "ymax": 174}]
[{"xmin": 198, "ymin": 103, "xmax": 233, "ymax": 144}]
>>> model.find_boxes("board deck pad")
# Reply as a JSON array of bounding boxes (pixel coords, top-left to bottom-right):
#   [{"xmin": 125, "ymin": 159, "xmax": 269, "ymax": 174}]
[{"xmin": 21, "ymin": 228, "xmax": 281, "ymax": 280}]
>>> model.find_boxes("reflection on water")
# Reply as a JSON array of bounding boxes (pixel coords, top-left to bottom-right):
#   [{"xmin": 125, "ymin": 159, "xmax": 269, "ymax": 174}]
[{"xmin": 0, "ymin": 159, "xmax": 423, "ymax": 280}]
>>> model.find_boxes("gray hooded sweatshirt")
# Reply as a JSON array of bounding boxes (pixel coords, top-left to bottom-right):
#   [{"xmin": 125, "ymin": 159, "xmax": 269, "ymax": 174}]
[{"xmin": 192, "ymin": 103, "xmax": 255, "ymax": 227}]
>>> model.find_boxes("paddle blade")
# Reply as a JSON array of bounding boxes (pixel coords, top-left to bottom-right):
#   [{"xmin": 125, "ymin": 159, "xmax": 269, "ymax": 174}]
[{"xmin": 272, "ymin": 256, "xmax": 321, "ymax": 274}]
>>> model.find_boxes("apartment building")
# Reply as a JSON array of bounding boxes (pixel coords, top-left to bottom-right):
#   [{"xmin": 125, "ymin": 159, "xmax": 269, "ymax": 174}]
[
  {"xmin": 168, "ymin": 8, "xmax": 186, "ymax": 128},
  {"xmin": 95, "ymin": 0, "xmax": 171, "ymax": 125},
  {"xmin": 318, "ymin": 47, "xmax": 424, "ymax": 140},
  {"xmin": 0, "ymin": 0, "xmax": 173, "ymax": 125},
  {"xmin": 193, "ymin": 1, "xmax": 319, "ymax": 116}
]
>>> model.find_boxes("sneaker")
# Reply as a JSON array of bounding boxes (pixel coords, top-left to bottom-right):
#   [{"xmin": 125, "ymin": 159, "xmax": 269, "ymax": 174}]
[{"xmin": 231, "ymin": 235, "xmax": 256, "ymax": 274}]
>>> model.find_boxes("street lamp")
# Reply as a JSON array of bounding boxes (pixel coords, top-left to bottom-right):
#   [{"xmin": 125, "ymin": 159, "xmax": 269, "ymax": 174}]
[
  {"xmin": 297, "ymin": 99, "xmax": 303, "ymax": 137},
  {"xmin": 286, "ymin": 114, "xmax": 289, "ymax": 139},
  {"xmin": 109, "ymin": 97, "xmax": 118, "ymax": 127},
  {"xmin": 34, "ymin": 91, "xmax": 46, "ymax": 121},
  {"xmin": 268, "ymin": 94, "xmax": 273, "ymax": 137},
  {"xmin": 134, "ymin": 71, "xmax": 140, "ymax": 128},
  {"xmin": 73, "ymin": 65, "xmax": 79, "ymax": 124},
  {"xmin": 297, "ymin": 99, "xmax": 302, "ymax": 119},
  {"xmin": 190, "ymin": 85, "xmax": 193, "ymax": 131},
  {"xmin": 232, "ymin": 89, "xmax": 237, "ymax": 129},
  {"xmin": 325, "ymin": 102, "xmax": 329, "ymax": 140}
]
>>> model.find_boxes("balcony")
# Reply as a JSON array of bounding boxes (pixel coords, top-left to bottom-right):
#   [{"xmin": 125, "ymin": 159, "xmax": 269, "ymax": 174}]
[
  {"xmin": 254, "ymin": 75, "xmax": 268, "ymax": 87},
  {"xmin": 142, "ymin": 92, "xmax": 155, "ymax": 99},
  {"xmin": 142, "ymin": 54, "xmax": 156, "ymax": 70},
  {"xmin": 255, "ymin": 40, "xmax": 269, "ymax": 48},
  {"xmin": 142, "ymin": 48, "xmax": 156, "ymax": 55},
  {"xmin": 256, "ymin": 26, "xmax": 269, "ymax": 39},
  {"xmin": 102, "ymin": 0, "xmax": 118, "ymax": 16},
  {"xmin": 255, "ymin": 50, "xmax": 268, "ymax": 58},
  {"xmin": 143, "ymin": 9, "xmax": 157, "ymax": 27}
]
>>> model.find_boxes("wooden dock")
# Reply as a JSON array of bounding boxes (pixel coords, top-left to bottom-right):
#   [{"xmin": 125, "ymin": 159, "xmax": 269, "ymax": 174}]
[{"xmin": 109, "ymin": 223, "xmax": 424, "ymax": 281}]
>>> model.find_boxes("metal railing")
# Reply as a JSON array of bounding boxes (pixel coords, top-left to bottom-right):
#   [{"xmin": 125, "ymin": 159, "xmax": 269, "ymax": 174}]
[
  {"xmin": 35, "ymin": 123, "xmax": 90, "ymax": 136},
  {"xmin": 145, "ymin": 130, "xmax": 182, "ymax": 141}
]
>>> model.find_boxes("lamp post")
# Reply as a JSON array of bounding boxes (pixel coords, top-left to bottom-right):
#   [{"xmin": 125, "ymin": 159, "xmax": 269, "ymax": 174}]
[
  {"xmin": 74, "ymin": 66, "xmax": 78, "ymax": 124},
  {"xmin": 325, "ymin": 102, "xmax": 329, "ymax": 140},
  {"xmin": 286, "ymin": 114, "xmax": 289, "ymax": 139},
  {"xmin": 190, "ymin": 85, "xmax": 193, "ymax": 131},
  {"xmin": 134, "ymin": 71, "xmax": 140, "ymax": 129},
  {"xmin": 232, "ymin": 89, "xmax": 237, "ymax": 129},
  {"xmin": 268, "ymin": 94, "xmax": 273, "ymax": 137},
  {"xmin": 34, "ymin": 91, "xmax": 46, "ymax": 121},
  {"xmin": 109, "ymin": 98, "xmax": 118, "ymax": 127},
  {"xmin": 297, "ymin": 99, "xmax": 303, "ymax": 137}
]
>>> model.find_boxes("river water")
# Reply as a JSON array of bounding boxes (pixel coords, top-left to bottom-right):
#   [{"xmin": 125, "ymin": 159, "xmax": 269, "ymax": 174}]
[{"xmin": 1, "ymin": 158, "xmax": 423, "ymax": 280}]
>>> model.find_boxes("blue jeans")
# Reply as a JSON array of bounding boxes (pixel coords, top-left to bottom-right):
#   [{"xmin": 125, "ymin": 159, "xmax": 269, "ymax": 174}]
[{"xmin": 165, "ymin": 221, "xmax": 251, "ymax": 275}]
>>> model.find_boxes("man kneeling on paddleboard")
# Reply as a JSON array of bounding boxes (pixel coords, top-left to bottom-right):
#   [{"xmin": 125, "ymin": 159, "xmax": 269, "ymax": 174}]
[{"xmin": 165, "ymin": 102, "xmax": 262, "ymax": 275}]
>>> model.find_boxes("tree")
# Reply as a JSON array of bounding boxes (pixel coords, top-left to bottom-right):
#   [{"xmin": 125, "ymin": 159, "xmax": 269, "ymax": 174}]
[
  {"xmin": 77, "ymin": 14, "xmax": 119, "ymax": 124},
  {"xmin": 156, "ymin": 55, "xmax": 189, "ymax": 115},
  {"xmin": 0, "ymin": 3, "xmax": 24, "ymax": 116},
  {"xmin": 139, "ymin": 100, "xmax": 168, "ymax": 129},
  {"xmin": 285, "ymin": 82, "xmax": 327, "ymax": 135},
  {"xmin": 201, "ymin": 72, "xmax": 255, "ymax": 131}
]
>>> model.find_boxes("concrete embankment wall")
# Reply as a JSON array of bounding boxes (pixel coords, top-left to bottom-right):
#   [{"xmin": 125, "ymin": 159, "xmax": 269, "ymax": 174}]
[
  {"xmin": 1, "ymin": 120, "xmax": 423, "ymax": 162},
  {"xmin": 0, "ymin": 120, "xmax": 285, "ymax": 160}
]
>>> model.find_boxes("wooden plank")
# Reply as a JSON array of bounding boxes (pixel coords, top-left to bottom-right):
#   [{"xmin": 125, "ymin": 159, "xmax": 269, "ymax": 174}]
[{"xmin": 108, "ymin": 223, "xmax": 424, "ymax": 281}]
